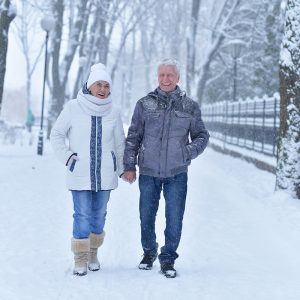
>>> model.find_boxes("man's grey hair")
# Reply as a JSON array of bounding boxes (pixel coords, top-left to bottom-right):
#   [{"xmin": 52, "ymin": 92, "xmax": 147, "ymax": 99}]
[{"xmin": 158, "ymin": 58, "xmax": 180, "ymax": 76}]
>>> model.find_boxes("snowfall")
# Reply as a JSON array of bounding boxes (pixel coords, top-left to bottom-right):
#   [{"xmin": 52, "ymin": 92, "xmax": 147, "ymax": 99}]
[{"xmin": 1, "ymin": 133, "xmax": 300, "ymax": 300}]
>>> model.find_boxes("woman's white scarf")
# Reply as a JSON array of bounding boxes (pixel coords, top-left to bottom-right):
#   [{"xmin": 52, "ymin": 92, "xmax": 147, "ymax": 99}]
[{"xmin": 77, "ymin": 89, "xmax": 112, "ymax": 117}]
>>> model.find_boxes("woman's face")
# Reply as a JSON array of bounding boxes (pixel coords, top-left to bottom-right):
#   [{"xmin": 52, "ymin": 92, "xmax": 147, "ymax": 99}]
[{"xmin": 89, "ymin": 80, "xmax": 110, "ymax": 99}]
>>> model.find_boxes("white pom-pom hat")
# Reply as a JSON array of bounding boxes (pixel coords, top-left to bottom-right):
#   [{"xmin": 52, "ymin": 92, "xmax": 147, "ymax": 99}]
[{"xmin": 87, "ymin": 63, "xmax": 112, "ymax": 88}]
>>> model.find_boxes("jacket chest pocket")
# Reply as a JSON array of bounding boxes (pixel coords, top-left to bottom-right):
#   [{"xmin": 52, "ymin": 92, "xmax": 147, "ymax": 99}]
[
  {"xmin": 170, "ymin": 111, "xmax": 191, "ymax": 137},
  {"xmin": 174, "ymin": 111, "xmax": 191, "ymax": 128},
  {"xmin": 144, "ymin": 112, "xmax": 161, "ymax": 136}
]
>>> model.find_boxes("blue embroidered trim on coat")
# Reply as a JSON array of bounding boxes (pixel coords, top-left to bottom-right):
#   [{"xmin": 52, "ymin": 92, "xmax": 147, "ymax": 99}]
[
  {"xmin": 90, "ymin": 116, "xmax": 102, "ymax": 191},
  {"xmin": 90, "ymin": 117, "xmax": 96, "ymax": 191},
  {"xmin": 96, "ymin": 117, "xmax": 102, "ymax": 189}
]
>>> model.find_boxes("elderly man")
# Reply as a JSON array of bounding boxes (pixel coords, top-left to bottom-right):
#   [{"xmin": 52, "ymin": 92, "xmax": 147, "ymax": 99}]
[{"xmin": 123, "ymin": 59, "xmax": 209, "ymax": 278}]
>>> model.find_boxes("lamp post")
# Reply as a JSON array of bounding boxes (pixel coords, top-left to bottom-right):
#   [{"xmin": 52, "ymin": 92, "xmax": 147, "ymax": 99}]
[
  {"xmin": 229, "ymin": 40, "xmax": 246, "ymax": 102},
  {"xmin": 37, "ymin": 16, "xmax": 55, "ymax": 155},
  {"xmin": 221, "ymin": 39, "xmax": 246, "ymax": 146}
]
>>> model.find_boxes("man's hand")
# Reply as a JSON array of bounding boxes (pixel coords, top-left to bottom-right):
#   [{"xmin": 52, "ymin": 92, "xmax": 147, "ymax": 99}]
[{"xmin": 122, "ymin": 171, "xmax": 136, "ymax": 184}]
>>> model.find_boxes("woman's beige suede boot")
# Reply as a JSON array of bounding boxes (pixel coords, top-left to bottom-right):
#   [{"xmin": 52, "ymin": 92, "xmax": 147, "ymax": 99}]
[
  {"xmin": 71, "ymin": 238, "xmax": 90, "ymax": 276},
  {"xmin": 88, "ymin": 232, "xmax": 105, "ymax": 271}
]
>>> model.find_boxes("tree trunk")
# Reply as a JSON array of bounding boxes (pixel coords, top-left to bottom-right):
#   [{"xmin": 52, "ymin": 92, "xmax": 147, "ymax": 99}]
[
  {"xmin": 276, "ymin": 66, "xmax": 300, "ymax": 198},
  {"xmin": 0, "ymin": 0, "xmax": 16, "ymax": 113},
  {"xmin": 186, "ymin": 0, "xmax": 201, "ymax": 95},
  {"xmin": 49, "ymin": 0, "xmax": 64, "ymax": 123},
  {"xmin": 196, "ymin": 35, "xmax": 225, "ymax": 106},
  {"xmin": 276, "ymin": 0, "xmax": 300, "ymax": 198},
  {"xmin": 72, "ymin": 2, "xmax": 92, "ymax": 98},
  {"xmin": 49, "ymin": 0, "xmax": 87, "ymax": 127}
]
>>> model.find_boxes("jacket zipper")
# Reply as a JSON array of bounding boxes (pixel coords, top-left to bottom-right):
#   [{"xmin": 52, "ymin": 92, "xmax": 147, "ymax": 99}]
[
  {"xmin": 164, "ymin": 98, "xmax": 173, "ymax": 175},
  {"xmin": 159, "ymin": 97, "xmax": 169, "ymax": 177},
  {"xmin": 95, "ymin": 118, "xmax": 98, "ymax": 192}
]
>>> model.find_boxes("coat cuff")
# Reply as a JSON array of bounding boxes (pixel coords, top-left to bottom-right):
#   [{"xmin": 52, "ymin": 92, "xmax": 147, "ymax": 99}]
[{"xmin": 124, "ymin": 164, "xmax": 136, "ymax": 172}]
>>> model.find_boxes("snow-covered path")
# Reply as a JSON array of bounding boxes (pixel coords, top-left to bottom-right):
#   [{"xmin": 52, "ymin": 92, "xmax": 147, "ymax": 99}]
[{"xmin": 1, "ymin": 142, "xmax": 300, "ymax": 300}]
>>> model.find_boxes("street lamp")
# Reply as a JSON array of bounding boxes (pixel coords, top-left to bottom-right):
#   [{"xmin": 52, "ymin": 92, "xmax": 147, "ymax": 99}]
[
  {"xmin": 221, "ymin": 39, "xmax": 246, "ymax": 146},
  {"xmin": 37, "ymin": 16, "xmax": 55, "ymax": 155},
  {"xmin": 228, "ymin": 39, "xmax": 246, "ymax": 102}
]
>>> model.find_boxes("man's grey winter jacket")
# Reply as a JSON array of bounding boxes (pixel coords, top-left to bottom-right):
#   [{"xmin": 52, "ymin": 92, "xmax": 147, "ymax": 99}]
[{"xmin": 124, "ymin": 86, "xmax": 210, "ymax": 178}]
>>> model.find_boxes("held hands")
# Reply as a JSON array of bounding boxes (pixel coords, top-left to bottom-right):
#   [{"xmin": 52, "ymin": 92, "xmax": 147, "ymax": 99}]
[{"xmin": 122, "ymin": 171, "xmax": 136, "ymax": 184}]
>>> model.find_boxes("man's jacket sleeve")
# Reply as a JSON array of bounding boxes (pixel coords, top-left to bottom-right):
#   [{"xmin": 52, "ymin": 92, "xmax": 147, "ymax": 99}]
[
  {"xmin": 186, "ymin": 102, "xmax": 210, "ymax": 160},
  {"xmin": 123, "ymin": 101, "xmax": 144, "ymax": 171}
]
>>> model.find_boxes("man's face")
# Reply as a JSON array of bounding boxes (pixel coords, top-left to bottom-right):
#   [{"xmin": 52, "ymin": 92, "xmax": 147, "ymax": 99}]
[
  {"xmin": 158, "ymin": 65, "xmax": 179, "ymax": 93},
  {"xmin": 89, "ymin": 80, "xmax": 110, "ymax": 99}
]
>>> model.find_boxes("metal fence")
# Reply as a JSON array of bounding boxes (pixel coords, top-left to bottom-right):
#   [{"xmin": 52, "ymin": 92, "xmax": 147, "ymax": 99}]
[{"xmin": 201, "ymin": 93, "xmax": 280, "ymax": 157}]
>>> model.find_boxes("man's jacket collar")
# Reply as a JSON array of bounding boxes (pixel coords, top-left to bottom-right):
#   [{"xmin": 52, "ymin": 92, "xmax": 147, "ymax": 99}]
[{"xmin": 148, "ymin": 86, "xmax": 184, "ymax": 101}]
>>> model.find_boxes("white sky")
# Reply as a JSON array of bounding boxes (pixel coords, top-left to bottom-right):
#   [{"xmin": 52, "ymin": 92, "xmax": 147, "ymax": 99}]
[{"xmin": 5, "ymin": 27, "xmax": 45, "ymax": 104}]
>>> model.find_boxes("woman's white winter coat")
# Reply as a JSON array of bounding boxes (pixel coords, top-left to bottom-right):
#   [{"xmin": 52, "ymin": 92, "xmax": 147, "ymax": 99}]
[{"xmin": 50, "ymin": 99, "xmax": 125, "ymax": 191}]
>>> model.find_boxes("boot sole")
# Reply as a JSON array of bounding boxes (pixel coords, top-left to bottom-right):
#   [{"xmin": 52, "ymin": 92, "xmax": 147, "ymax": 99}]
[
  {"xmin": 161, "ymin": 271, "xmax": 176, "ymax": 278},
  {"xmin": 138, "ymin": 264, "xmax": 153, "ymax": 270},
  {"xmin": 88, "ymin": 267, "xmax": 100, "ymax": 271},
  {"xmin": 73, "ymin": 271, "xmax": 87, "ymax": 276}
]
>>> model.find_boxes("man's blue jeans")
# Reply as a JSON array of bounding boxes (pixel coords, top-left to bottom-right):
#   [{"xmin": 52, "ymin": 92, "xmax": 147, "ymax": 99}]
[
  {"xmin": 71, "ymin": 190, "xmax": 110, "ymax": 239},
  {"xmin": 139, "ymin": 173, "xmax": 187, "ymax": 264}
]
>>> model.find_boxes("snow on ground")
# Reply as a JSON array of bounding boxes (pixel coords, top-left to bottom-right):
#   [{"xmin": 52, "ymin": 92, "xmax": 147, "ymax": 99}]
[
  {"xmin": 0, "ymin": 140, "xmax": 300, "ymax": 300},
  {"xmin": 209, "ymin": 137, "xmax": 276, "ymax": 167}
]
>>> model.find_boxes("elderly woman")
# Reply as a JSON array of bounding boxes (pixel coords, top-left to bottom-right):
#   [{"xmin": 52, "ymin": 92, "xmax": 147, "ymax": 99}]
[{"xmin": 50, "ymin": 63, "xmax": 125, "ymax": 276}]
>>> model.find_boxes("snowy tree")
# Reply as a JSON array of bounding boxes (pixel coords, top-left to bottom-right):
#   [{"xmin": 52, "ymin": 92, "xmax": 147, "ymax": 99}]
[
  {"xmin": 139, "ymin": 15, "xmax": 159, "ymax": 92},
  {"xmin": 110, "ymin": 0, "xmax": 157, "ymax": 82},
  {"xmin": 200, "ymin": 0, "xmax": 283, "ymax": 103},
  {"xmin": 251, "ymin": 0, "xmax": 283, "ymax": 97},
  {"xmin": 71, "ymin": 0, "xmax": 124, "ymax": 98},
  {"xmin": 138, "ymin": 0, "xmax": 187, "ymax": 91},
  {"xmin": 81, "ymin": 0, "xmax": 125, "ymax": 69},
  {"xmin": 48, "ymin": 0, "xmax": 89, "ymax": 133},
  {"xmin": 118, "ymin": 32, "xmax": 136, "ymax": 123},
  {"xmin": 276, "ymin": 0, "xmax": 300, "ymax": 199},
  {"xmin": 0, "ymin": 0, "xmax": 16, "ymax": 114},
  {"xmin": 187, "ymin": 0, "xmax": 244, "ymax": 105},
  {"xmin": 71, "ymin": 2, "xmax": 92, "ymax": 98},
  {"xmin": 49, "ymin": 0, "xmax": 148, "ymax": 122},
  {"xmin": 186, "ymin": 0, "xmax": 201, "ymax": 95},
  {"xmin": 12, "ymin": 0, "xmax": 45, "ymax": 126}
]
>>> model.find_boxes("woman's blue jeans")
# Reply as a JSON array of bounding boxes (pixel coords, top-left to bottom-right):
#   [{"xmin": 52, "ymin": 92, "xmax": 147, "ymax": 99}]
[
  {"xmin": 71, "ymin": 190, "xmax": 110, "ymax": 239},
  {"xmin": 138, "ymin": 173, "xmax": 187, "ymax": 265}
]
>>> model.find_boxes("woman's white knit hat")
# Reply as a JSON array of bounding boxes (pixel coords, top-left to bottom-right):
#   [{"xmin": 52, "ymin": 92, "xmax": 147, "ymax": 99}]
[{"xmin": 87, "ymin": 63, "xmax": 112, "ymax": 88}]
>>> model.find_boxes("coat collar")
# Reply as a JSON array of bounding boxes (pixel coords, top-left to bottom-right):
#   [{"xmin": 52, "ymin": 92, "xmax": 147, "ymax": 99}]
[{"xmin": 148, "ymin": 86, "xmax": 185, "ymax": 101}]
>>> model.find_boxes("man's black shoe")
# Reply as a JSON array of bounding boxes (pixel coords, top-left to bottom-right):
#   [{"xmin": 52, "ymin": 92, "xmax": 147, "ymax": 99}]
[
  {"xmin": 138, "ymin": 253, "xmax": 158, "ymax": 270},
  {"xmin": 160, "ymin": 263, "xmax": 176, "ymax": 278}
]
